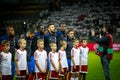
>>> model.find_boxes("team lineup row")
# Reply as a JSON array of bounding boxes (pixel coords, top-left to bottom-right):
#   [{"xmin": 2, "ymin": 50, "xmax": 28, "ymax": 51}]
[{"xmin": 0, "ymin": 38, "xmax": 89, "ymax": 80}]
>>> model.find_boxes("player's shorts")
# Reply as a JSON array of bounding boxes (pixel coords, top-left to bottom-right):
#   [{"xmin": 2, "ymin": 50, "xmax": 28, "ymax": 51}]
[
  {"xmin": 19, "ymin": 70, "xmax": 27, "ymax": 76},
  {"xmin": 16, "ymin": 70, "xmax": 26, "ymax": 79},
  {"xmin": 2, "ymin": 75, "xmax": 12, "ymax": 80},
  {"xmin": 35, "ymin": 72, "xmax": 47, "ymax": 80},
  {"xmin": 71, "ymin": 65, "xmax": 80, "ymax": 74},
  {"xmin": 59, "ymin": 68, "xmax": 67, "ymax": 76},
  {"xmin": 80, "ymin": 65, "xmax": 88, "ymax": 73},
  {"xmin": 49, "ymin": 70, "xmax": 59, "ymax": 79}
]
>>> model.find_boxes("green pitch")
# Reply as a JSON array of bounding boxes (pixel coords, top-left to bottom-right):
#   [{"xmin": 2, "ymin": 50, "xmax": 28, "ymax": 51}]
[{"xmin": 86, "ymin": 51, "xmax": 120, "ymax": 80}]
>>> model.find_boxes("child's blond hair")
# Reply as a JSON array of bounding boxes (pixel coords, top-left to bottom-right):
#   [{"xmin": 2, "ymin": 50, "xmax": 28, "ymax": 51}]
[
  {"xmin": 18, "ymin": 39, "xmax": 26, "ymax": 46},
  {"xmin": 73, "ymin": 38, "xmax": 79, "ymax": 43},
  {"xmin": 60, "ymin": 40, "xmax": 67, "ymax": 47},
  {"xmin": 49, "ymin": 42, "xmax": 56, "ymax": 48},
  {"xmin": 37, "ymin": 39, "xmax": 44, "ymax": 44}
]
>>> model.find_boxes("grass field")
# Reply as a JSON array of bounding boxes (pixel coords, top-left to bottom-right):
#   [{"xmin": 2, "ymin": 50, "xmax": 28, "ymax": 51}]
[{"xmin": 86, "ymin": 51, "xmax": 120, "ymax": 80}]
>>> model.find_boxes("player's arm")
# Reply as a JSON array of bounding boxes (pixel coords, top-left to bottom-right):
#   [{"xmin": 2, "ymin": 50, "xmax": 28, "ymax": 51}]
[
  {"xmin": 34, "ymin": 52, "xmax": 42, "ymax": 72},
  {"xmin": 15, "ymin": 52, "xmax": 20, "ymax": 75},
  {"xmin": 35, "ymin": 60, "xmax": 42, "ymax": 72},
  {"xmin": 58, "ymin": 52, "xmax": 62, "ymax": 69},
  {"xmin": 71, "ymin": 56, "xmax": 76, "ymax": 69},
  {"xmin": 26, "ymin": 64, "xmax": 28, "ymax": 75},
  {"xmin": 59, "ymin": 60, "xmax": 62, "ymax": 69},
  {"xmin": 79, "ymin": 49, "xmax": 81, "ymax": 67},
  {"xmin": 71, "ymin": 49, "xmax": 76, "ymax": 69},
  {"xmin": 44, "ymin": 52, "xmax": 47, "ymax": 73},
  {"xmin": 50, "ymin": 60, "xmax": 58, "ymax": 72}
]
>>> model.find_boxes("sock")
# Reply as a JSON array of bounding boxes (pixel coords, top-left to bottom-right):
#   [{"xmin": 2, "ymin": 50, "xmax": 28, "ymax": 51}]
[
  {"xmin": 75, "ymin": 77, "xmax": 78, "ymax": 80},
  {"xmin": 70, "ymin": 77, "xmax": 74, "ymax": 80}
]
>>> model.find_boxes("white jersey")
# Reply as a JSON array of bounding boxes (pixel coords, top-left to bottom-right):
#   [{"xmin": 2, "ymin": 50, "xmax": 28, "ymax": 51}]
[
  {"xmin": 16, "ymin": 49, "xmax": 27, "ymax": 70},
  {"xmin": 58, "ymin": 50, "xmax": 68, "ymax": 68},
  {"xmin": 71, "ymin": 47, "xmax": 80, "ymax": 66},
  {"xmin": 0, "ymin": 51, "xmax": 12, "ymax": 75},
  {"xmin": 79, "ymin": 46, "xmax": 89, "ymax": 65},
  {"xmin": 34, "ymin": 49, "xmax": 47, "ymax": 72},
  {"xmin": 49, "ymin": 52, "xmax": 59, "ymax": 70}
]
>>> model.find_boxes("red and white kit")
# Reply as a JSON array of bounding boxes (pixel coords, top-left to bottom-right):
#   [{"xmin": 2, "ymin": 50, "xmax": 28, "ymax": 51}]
[
  {"xmin": 16, "ymin": 49, "xmax": 27, "ymax": 76},
  {"xmin": 71, "ymin": 47, "xmax": 80, "ymax": 73},
  {"xmin": 0, "ymin": 51, "xmax": 12, "ymax": 80},
  {"xmin": 49, "ymin": 51, "xmax": 59, "ymax": 79},
  {"xmin": 79, "ymin": 46, "xmax": 89, "ymax": 73},
  {"xmin": 34, "ymin": 49, "xmax": 47, "ymax": 79},
  {"xmin": 58, "ymin": 50, "xmax": 68, "ymax": 76}
]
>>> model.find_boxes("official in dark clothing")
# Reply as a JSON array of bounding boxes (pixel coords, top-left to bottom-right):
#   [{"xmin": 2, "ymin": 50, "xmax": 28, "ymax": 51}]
[
  {"xmin": 91, "ymin": 25, "xmax": 113, "ymax": 80},
  {"xmin": 24, "ymin": 30, "xmax": 37, "ymax": 74},
  {"xmin": 66, "ymin": 29, "xmax": 75, "ymax": 71}
]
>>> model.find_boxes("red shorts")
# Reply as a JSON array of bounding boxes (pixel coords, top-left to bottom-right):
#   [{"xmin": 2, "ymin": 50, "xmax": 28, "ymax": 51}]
[
  {"xmin": 59, "ymin": 68, "xmax": 67, "ymax": 76},
  {"xmin": 19, "ymin": 70, "xmax": 27, "ymax": 76},
  {"xmin": 80, "ymin": 65, "xmax": 88, "ymax": 73},
  {"xmin": 2, "ymin": 75, "xmax": 12, "ymax": 80},
  {"xmin": 71, "ymin": 66, "xmax": 80, "ymax": 73},
  {"xmin": 49, "ymin": 70, "xmax": 59, "ymax": 79},
  {"xmin": 35, "ymin": 72, "xmax": 47, "ymax": 79}
]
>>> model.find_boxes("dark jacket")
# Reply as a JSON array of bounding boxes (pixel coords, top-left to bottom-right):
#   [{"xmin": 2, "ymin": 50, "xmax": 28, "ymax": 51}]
[
  {"xmin": 25, "ymin": 37, "xmax": 37, "ymax": 62},
  {"xmin": 92, "ymin": 33, "xmax": 113, "ymax": 55},
  {"xmin": 56, "ymin": 30, "xmax": 67, "ymax": 50},
  {"xmin": 44, "ymin": 32, "xmax": 57, "ymax": 54},
  {"xmin": 66, "ymin": 36, "xmax": 74, "ymax": 59}
]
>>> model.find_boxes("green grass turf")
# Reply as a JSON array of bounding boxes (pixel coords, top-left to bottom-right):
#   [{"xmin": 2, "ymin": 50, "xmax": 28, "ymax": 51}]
[{"xmin": 86, "ymin": 51, "xmax": 120, "ymax": 80}]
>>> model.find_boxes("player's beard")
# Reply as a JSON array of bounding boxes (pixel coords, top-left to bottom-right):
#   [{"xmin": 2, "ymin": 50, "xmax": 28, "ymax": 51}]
[
  {"xmin": 50, "ymin": 30, "xmax": 55, "ymax": 35},
  {"xmin": 9, "ymin": 34, "xmax": 15, "ymax": 38}
]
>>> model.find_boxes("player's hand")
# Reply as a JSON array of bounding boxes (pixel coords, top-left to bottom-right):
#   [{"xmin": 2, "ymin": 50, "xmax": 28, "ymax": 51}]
[
  {"xmin": 79, "ymin": 65, "xmax": 81, "ymax": 68},
  {"xmin": 43, "ymin": 69, "xmax": 46, "ymax": 73},
  {"xmin": 55, "ymin": 68, "xmax": 59, "ymax": 72},
  {"xmin": 17, "ymin": 70, "xmax": 20, "ymax": 76},
  {"xmin": 61, "ymin": 69, "xmax": 64, "ymax": 73},
  {"xmin": 39, "ymin": 69, "xmax": 42, "ymax": 73},
  {"xmin": 74, "ymin": 65, "xmax": 76, "ymax": 69},
  {"xmin": 26, "ymin": 69, "xmax": 29, "ymax": 75}
]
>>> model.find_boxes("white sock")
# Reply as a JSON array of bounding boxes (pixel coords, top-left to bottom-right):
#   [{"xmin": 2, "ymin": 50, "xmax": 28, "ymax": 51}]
[
  {"xmin": 70, "ymin": 77, "xmax": 75, "ymax": 80},
  {"xmin": 75, "ymin": 77, "xmax": 78, "ymax": 80}
]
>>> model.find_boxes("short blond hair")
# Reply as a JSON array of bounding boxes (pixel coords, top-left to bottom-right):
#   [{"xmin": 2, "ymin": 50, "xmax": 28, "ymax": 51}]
[
  {"xmin": 49, "ymin": 42, "xmax": 56, "ymax": 48},
  {"xmin": 37, "ymin": 39, "xmax": 44, "ymax": 44},
  {"xmin": 60, "ymin": 40, "xmax": 67, "ymax": 47},
  {"xmin": 73, "ymin": 38, "xmax": 79, "ymax": 43},
  {"xmin": 18, "ymin": 39, "xmax": 26, "ymax": 46}
]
